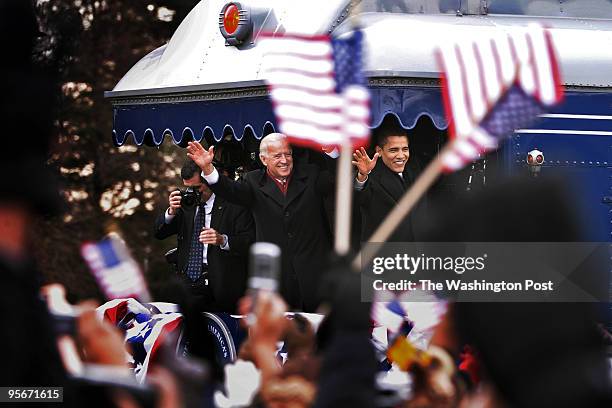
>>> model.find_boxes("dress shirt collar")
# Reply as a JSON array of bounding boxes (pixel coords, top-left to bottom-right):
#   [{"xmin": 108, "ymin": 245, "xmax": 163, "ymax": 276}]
[{"xmin": 202, "ymin": 193, "xmax": 215, "ymax": 213}]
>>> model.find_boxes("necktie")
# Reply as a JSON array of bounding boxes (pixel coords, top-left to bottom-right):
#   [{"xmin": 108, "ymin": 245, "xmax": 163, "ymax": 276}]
[
  {"xmin": 185, "ymin": 204, "xmax": 205, "ymax": 281},
  {"xmin": 396, "ymin": 173, "xmax": 406, "ymax": 190}
]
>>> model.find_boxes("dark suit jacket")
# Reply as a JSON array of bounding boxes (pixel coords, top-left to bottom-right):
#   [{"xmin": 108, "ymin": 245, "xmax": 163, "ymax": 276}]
[
  {"xmin": 209, "ymin": 163, "xmax": 334, "ymax": 311},
  {"xmin": 356, "ymin": 159, "xmax": 426, "ymax": 242},
  {"xmin": 154, "ymin": 195, "xmax": 254, "ymax": 312}
]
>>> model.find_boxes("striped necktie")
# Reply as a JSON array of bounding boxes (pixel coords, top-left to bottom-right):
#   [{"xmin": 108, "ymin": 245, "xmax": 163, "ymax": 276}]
[{"xmin": 185, "ymin": 204, "xmax": 205, "ymax": 281}]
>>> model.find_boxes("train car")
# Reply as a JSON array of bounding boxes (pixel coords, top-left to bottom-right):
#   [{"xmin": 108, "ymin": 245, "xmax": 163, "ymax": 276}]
[{"xmin": 105, "ymin": 0, "xmax": 612, "ymax": 324}]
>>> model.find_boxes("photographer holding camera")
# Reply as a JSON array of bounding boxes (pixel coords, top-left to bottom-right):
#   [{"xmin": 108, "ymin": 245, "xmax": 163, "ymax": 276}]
[{"xmin": 155, "ymin": 159, "xmax": 254, "ymax": 313}]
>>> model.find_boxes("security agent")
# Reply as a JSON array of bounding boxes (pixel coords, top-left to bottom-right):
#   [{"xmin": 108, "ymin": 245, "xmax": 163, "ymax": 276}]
[{"xmin": 154, "ymin": 159, "xmax": 254, "ymax": 312}]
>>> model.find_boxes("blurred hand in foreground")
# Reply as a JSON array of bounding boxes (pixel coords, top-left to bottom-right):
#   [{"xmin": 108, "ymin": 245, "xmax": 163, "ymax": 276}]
[
  {"xmin": 238, "ymin": 292, "xmax": 287, "ymax": 383},
  {"xmin": 406, "ymin": 346, "xmax": 460, "ymax": 408},
  {"xmin": 76, "ymin": 301, "xmax": 128, "ymax": 367}
]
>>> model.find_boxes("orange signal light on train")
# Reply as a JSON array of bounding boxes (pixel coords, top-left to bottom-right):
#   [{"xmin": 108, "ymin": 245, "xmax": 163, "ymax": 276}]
[{"xmin": 223, "ymin": 3, "xmax": 240, "ymax": 35}]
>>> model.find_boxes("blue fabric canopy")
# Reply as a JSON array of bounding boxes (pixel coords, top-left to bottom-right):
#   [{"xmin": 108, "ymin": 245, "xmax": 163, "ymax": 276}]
[{"xmin": 111, "ymin": 86, "xmax": 448, "ymax": 146}]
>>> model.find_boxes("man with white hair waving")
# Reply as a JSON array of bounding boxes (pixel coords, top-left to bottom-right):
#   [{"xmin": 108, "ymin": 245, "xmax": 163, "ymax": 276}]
[{"xmin": 187, "ymin": 134, "xmax": 335, "ymax": 312}]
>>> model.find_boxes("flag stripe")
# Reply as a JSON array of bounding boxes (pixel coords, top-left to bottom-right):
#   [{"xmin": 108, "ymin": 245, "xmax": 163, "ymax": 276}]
[
  {"xmin": 259, "ymin": 33, "xmax": 332, "ymax": 42},
  {"xmin": 442, "ymin": 149, "xmax": 465, "ymax": 171},
  {"xmin": 139, "ymin": 315, "xmax": 182, "ymax": 382},
  {"xmin": 262, "ymin": 55, "xmax": 334, "ymax": 73},
  {"xmin": 345, "ymin": 104, "xmax": 370, "ymax": 119},
  {"xmin": 478, "ymin": 38, "xmax": 502, "ymax": 102},
  {"xmin": 493, "ymin": 33, "xmax": 516, "ymax": 86},
  {"xmin": 472, "ymin": 41, "xmax": 492, "ymax": 117},
  {"xmin": 530, "ymin": 26, "xmax": 556, "ymax": 104},
  {"xmin": 460, "ymin": 41, "xmax": 487, "ymax": 121},
  {"xmin": 344, "ymin": 85, "xmax": 370, "ymax": 102},
  {"xmin": 270, "ymin": 84, "xmax": 344, "ymax": 97},
  {"xmin": 544, "ymin": 30, "xmax": 564, "ymax": 102},
  {"xmin": 440, "ymin": 44, "xmax": 472, "ymax": 137},
  {"xmin": 276, "ymin": 104, "xmax": 344, "ymax": 127},
  {"xmin": 345, "ymin": 122, "xmax": 370, "ymax": 137},
  {"xmin": 453, "ymin": 45, "xmax": 474, "ymax": 123},
  {"xmin": 490, "ymin": 38, "xmax": 506, "ymax": 93},
  {"xmin": 471, "ymin": 126, "xmax": 498, "ymax": 149},
  {"xmin": 263, "ymin": 30, "xmax": 370, "ymax": 148},
  {"xmin": 270, "ymin": 98, "xmax": 343, "ymax": 114},
  {"xmin": 526, "ymin": 32, "xmax": 542, "ymax": 101},
  {"xmin": 454, "ymin": 138, "xmax": 480, "ymax": 159},
  {"xmin": 280, "ymin": 121, "xmax": 343, "ymax": 142},
  {"xmin": 270, "ymin": 88, "xmax": 344, "ymax": 109},
  {"xmin": 263, "ymin": 52, "xmax": 332, "ymax": 62},
  {"xmin": 265, "ymin": 71, "xmax": 336, "ymax": 92},
  {"xmin": 512, "ymin": 30, "xmax": 537, "ymax": 96},
  {"xmin": 259, "ymin": 38, "xmax": 332, "ymax": 57},
  {"xmin": 265, "ymin": 67, "xmax": 334, "ymax": 78}
]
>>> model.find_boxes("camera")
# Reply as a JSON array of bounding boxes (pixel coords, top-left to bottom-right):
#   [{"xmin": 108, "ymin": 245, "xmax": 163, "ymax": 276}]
[{"xmin": 180, "ymin": 187, "xmax": 201, "ymax": 208}]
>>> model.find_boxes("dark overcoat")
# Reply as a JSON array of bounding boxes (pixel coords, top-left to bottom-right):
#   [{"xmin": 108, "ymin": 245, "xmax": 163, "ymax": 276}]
[
  {"xmin": 357, "ymin": 159, "xmax": 426, "ymax": 242},
  {"xmin": 210, "ymin": 163, "xmax": 334, "ymax": 311}
]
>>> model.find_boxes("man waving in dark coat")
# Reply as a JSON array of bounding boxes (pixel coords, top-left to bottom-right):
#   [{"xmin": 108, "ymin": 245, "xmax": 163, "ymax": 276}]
[
  {"xmin": 352, "ymin": 118, "xmax": 426, "ymax": 242},
  {"xmin": 187, "ymin": 134, "xmax": 334, "ymax": 312}
]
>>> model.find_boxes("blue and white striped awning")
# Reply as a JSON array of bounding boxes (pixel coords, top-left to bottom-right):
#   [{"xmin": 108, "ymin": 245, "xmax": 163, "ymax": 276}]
[{"xmin": 108, "ymin": 85, "xmax": 448, "ymax": 147}]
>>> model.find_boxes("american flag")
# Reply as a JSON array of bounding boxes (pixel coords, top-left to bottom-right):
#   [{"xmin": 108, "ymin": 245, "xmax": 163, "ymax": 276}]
[
  {"xmin": 260, "ymin": 30, "xmax": 370, "ymax": 148},
  {"xmin": 97, "ymin": 299, "xmax": 183, "ymax": 382},
  {"xmin": 371, "ymin": 298, "xmax": 420, "ymax": 371},
  {"xmin": 81, "ymin": 233, "xmax": 151, "ymax": 302},
  {"xmin": 438, "ymin": 24, "xmax": 563, "ymax": 171},
  {"xmin": 371, "ymin": 298, "xmax": 414, "ymax": 335}
]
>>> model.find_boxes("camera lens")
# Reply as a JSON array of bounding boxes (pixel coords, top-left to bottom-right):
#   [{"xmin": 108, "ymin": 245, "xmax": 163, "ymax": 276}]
[
  {"xmin": 183, "ymin": 194, "xmax": 195, "ymax": 207},
  {"xmin": 180, "ymin": 188, "xmax": 200, "ymax": 208}
]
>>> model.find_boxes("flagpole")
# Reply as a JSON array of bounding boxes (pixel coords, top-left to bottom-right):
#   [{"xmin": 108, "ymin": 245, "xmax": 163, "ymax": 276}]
[
  {"xmin": 334, "ymin": 138, "xmax": 354, "ymax": 255},
  {"xmin": 352, "ymin": 148, "xmax": 446, "ymax": 270},
  {"xmin": 334, "ymin": 1, "xmax": 362, "ymax": 256}
]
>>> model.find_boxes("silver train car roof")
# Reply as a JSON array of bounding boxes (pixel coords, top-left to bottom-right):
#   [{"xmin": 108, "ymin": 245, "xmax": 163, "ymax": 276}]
[
  {"xmin": 104, "ymin": 1, "xmax": 612, "ymax": 146},
  {"xmin": 106, "ymin": 0, "xmax": 612, "ymax": 99}
]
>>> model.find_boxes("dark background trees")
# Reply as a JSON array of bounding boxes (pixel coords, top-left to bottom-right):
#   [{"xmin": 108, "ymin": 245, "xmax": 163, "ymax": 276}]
[{"xmin": 33, "ymin": 0, "xmax": 200, "ymax": 302}]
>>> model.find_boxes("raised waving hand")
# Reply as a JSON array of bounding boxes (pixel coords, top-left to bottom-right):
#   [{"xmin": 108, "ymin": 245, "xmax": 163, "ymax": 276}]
[
  {"xmin": 352, "ymin": 147, "xmax": 379, "ymax": 182},
  {"xmin": 186, "ymin": 141, "xmax": 215, "ymax": 175}
]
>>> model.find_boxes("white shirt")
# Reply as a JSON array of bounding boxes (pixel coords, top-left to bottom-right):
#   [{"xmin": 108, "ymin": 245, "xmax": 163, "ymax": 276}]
[
  {"xmin": 164, "ymin": 193, "xmax": 229, "ymax": 263},
  {"xmin": 203, "ymin": 169, "xmax": 220, "ymax": 185},
  {"xmin": 354, "ymin": 175, "xmax": 368, "ymax": 191}
]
